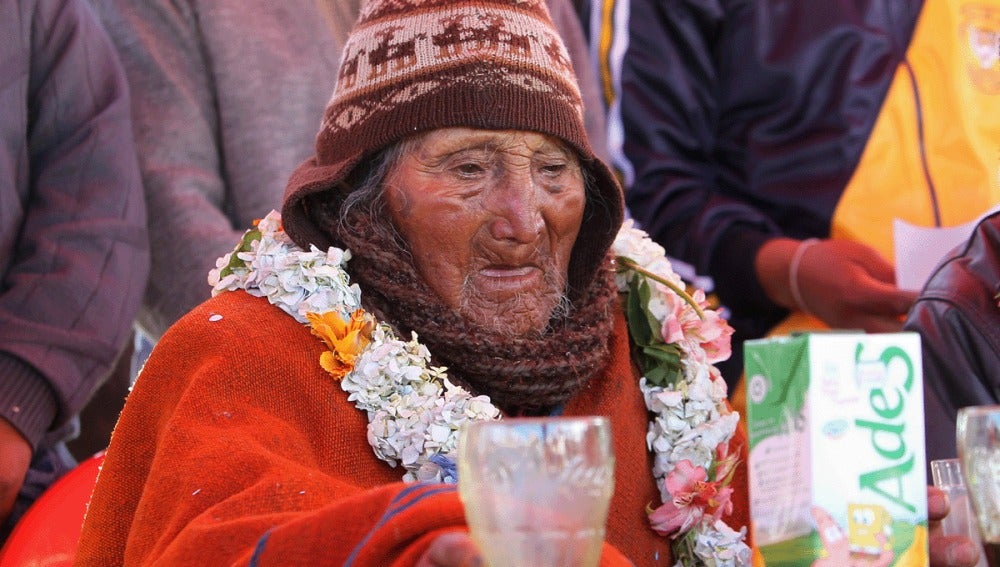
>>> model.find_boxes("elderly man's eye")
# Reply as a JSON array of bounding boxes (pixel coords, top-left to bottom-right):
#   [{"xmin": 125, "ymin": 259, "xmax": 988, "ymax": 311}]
[
  {"xmin": 454, "ymin": 162, "xmax": 487, "ymax": 177},
  {"xmin": 540, "ymin": 163, "xmax": 567, "ymax": 176}
]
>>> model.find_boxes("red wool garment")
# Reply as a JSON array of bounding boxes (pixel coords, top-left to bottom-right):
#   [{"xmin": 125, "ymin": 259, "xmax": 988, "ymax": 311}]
[{"xmin": 76, "ymin": 291, "xmax": 750, "ymax": 566}]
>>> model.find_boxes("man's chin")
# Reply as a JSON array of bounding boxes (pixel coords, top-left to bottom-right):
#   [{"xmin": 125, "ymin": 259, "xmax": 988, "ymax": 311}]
[{"xmin": 458, "ymin": 296, "xmax": 563, "ymax": 338}]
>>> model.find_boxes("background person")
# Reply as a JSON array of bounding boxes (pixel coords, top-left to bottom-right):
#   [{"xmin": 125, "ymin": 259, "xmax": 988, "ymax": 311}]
[
  {"xmin": 0, "ymin": 0, "xmax": 148, "ymax": 541},
  {"xmin": 905, "ymin": 209, "xmax": 1000, "ymax": 462},
  {"xmin": 594, "ymin": 0, "xmax": 1000, "ymax": 388}
]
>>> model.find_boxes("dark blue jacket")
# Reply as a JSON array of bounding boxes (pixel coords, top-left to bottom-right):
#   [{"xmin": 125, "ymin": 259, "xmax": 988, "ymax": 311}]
[{"xmin": 604, "ymin": 0, "xmax": 924, "ymax": 379}]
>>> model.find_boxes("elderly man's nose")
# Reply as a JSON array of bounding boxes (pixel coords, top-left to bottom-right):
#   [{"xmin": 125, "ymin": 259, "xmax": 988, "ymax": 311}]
[{"xmin": 488, "ymin": 181, "xmax": 543, "ymax": 242}]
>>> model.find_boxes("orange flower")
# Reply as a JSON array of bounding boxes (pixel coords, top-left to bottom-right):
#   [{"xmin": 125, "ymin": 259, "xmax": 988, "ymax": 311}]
[{"xmin": 307, "ymin": 309, "xmax": 375, "ymax": 380}]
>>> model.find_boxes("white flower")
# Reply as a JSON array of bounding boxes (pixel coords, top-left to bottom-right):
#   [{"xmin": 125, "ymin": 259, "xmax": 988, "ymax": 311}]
[
  {"xmin": 691, "ymin": 521, "xmax": 751, "ymax": 567},
  {"xmin": 613, "ymin": 221, "xmax": 673, "ymax": 273}
]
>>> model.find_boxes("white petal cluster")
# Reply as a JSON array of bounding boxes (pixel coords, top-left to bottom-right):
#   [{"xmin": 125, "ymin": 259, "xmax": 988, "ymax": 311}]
[
  {"xmin": 689, "ymin": 521, "xmax": 751, "ymax": 567},
  {"xmin": 643, "ymin": 371, "xmax": 737, "ymax": 495},
  {"xmin": 207, "ymin": 251, "xmax": 247, "ymax": 293},
  {"xmin": 611, "ymin": 220, "xmax": 684, "ymax": 293},
  {"xmin": 208, "ymin": 210, "xmax": 361, "ymax": 323},
  {"xmin": 344, "ymin": 326, "xmax": 500, "ymax": 480}
]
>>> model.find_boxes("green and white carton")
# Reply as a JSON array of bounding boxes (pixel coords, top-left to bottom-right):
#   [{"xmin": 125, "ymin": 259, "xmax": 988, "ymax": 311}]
[{"xmin": 744, "ymin": 332, "xmax": 928, "ymax": 566}]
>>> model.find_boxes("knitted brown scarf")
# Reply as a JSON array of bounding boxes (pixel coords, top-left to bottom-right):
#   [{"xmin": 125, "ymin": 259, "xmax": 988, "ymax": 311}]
[{"xmin": 335, "ymin": 214, "xmax": 618, "ymax": 416}]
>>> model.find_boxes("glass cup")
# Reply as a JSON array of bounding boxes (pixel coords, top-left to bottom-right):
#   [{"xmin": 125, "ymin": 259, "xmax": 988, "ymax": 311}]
[
  {"xmin": 957, "ymin": 405, "xmax": 1000, "ymax": 567},
  {"xmin": 457, "ymin": 416, "xmax": 616, "ymax": 567},
  {"xmin": 930, "ymin": 458, "xmax": 987, "ymax": 567}
]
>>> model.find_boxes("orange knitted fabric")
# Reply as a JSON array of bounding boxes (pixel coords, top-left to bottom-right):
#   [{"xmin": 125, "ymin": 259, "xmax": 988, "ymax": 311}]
[{"xmin": 76, "ymin": 291, "xmax": 750, "ymax": 566}]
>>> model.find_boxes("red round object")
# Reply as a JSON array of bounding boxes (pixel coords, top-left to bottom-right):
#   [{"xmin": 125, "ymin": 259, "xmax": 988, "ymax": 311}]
[{"xmin": 0, "ymin": 452, "xmax": 105, "ymax": 566}]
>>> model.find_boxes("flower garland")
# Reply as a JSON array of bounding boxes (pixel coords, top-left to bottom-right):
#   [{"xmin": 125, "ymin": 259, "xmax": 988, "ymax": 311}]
[
  {"xmin": 209, "ymin": 211, "xmax": 750, "ymax": 566},
  {"xmin": 612, "ymin": 221, "xmax": 748, "ymax": 565}
]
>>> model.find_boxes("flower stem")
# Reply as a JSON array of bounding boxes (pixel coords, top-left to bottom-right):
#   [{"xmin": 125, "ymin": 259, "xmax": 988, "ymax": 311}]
[{"xmin": 617, "ymin": 257, "xmax": 706, "ymax": 320}]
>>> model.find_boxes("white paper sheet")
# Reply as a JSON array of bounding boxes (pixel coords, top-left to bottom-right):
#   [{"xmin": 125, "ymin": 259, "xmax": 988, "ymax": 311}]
[{"xmin": 894, "ymin": 205, "xmax": 1000, "ymax": 291}]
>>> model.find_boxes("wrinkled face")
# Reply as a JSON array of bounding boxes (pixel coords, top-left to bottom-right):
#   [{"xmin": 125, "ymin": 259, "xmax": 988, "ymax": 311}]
[{"xmin": 383, "ymin": 128, "xmax": 586, "ymax": 336}]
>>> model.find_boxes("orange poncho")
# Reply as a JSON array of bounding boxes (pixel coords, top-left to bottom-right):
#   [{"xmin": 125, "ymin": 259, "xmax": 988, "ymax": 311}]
[{"xmin": 76, "ymin": 291, "xmax": 750, "ymax": 566}]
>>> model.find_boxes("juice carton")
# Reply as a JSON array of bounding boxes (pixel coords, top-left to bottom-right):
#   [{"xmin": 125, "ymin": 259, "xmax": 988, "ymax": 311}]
[{"xmin": 744, "ymin": 332, "xmax": 928, "ymax": 566}]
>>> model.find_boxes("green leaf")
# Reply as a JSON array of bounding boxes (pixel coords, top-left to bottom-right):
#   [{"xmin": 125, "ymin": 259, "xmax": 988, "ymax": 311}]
[
  {"xmin": 625, "ymin": 277, "xmax": 655, "ymax": 346},
  {"xmin": 643, "ymin": 359, "xmax": 682, "ymax": 388},
  {"xmin": 641, "ymin": 343, "xmax": 682, "ymax": 364},
  {"xmin": 672, "ymin": 530, "xmax": 701, "ymax": 566},
  {"xmin": 219, "ymin": 227, "xmax": 262, "ymax": 279},
  {"xmin": 622, "ymin": 274, "xmax": 684, "ymax": 389}
]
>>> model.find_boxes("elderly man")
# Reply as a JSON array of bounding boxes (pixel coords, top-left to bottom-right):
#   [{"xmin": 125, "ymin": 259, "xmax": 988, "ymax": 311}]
[{"xmin": 76, "ymin": 0, "xmax": 979, "ymax": 565}]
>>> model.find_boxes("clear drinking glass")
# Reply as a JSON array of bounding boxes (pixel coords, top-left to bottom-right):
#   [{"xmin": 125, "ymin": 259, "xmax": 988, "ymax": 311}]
[
  {"xmin": 957, "ymin": 405, "xmax": 1000, "ymax": 567},
  {"xmin": 930, "ymin": 458, "xmax": 987, "ymax": 567},
  {"xmin": 457, "ymin": 416, "xmax": 616, "ymax": 567}
]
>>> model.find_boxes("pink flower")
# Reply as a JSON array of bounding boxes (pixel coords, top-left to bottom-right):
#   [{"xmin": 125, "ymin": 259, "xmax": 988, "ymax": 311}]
[
  {"xmin": 659, "ymin": 293, "xmax": 686, "ymax": 345},
  {"xmin": 649, "ymin": 461, "xmax": 707, "ymax": 536},
  {"xmin": 707, "ymin": 447, "xmax": 738, "ymax": 523},
  {"xmin": 659, "ymin": 289, "xmax": 735, "ymax": 364},
  {"xmin": 708, "ymin": 485, "xmax": 735, "ymax": 523},
  {"xmin": 648, "ymin": 457, "xmax": 738, "ymax": 537},
  {"xmin": 714, "ymin": 442, "xmax": 738, "ymax": 483},
  {"xmin": 651, "ymin": 461, "xmax": 713, "ymax": 535},
  {"xmin": 649, "ymin": 500, "xmax": 700, "ymax": 538},
  {"xmin": 695, "ymin": 309, "xmax": 734, "ymax": 364}
]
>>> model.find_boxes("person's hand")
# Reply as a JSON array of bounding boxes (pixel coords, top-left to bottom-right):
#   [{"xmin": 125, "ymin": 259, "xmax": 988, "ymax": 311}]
[
  {"xmin": 811, "ymin": 506, "xmax": 894, "ymax": 567},
  {"xmin": 756, "ymin": 238, "xmax": 918, "ymax": 332},
  {"xmin": 415, "ymin": 532, "xmax": 483, "ymax": 567},
  {"xmin": 0, "ymin": 418, "xmax": 32, "ymax": 527},
  {"xmin": 928, "ymin": 485, "xmax": 982, "ymax": 567}
]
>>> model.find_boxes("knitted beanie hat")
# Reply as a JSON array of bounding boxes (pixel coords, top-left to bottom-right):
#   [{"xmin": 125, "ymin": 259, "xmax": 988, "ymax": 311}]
[{"xmin": 281, "ymin": 0, "xmax": 624, "ymax": 297}]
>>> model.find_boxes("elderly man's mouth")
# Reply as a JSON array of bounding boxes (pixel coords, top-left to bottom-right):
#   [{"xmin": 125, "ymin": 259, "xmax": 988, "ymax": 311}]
[{"xmin": 475, "ymin": 265, "xmax": 545, "ymax": 293}]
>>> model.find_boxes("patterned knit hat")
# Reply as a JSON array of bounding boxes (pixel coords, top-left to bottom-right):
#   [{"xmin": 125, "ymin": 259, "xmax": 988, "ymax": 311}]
[{"xmin": 282, "ymin": 0, "xmax": 624, "ymax": 297}]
